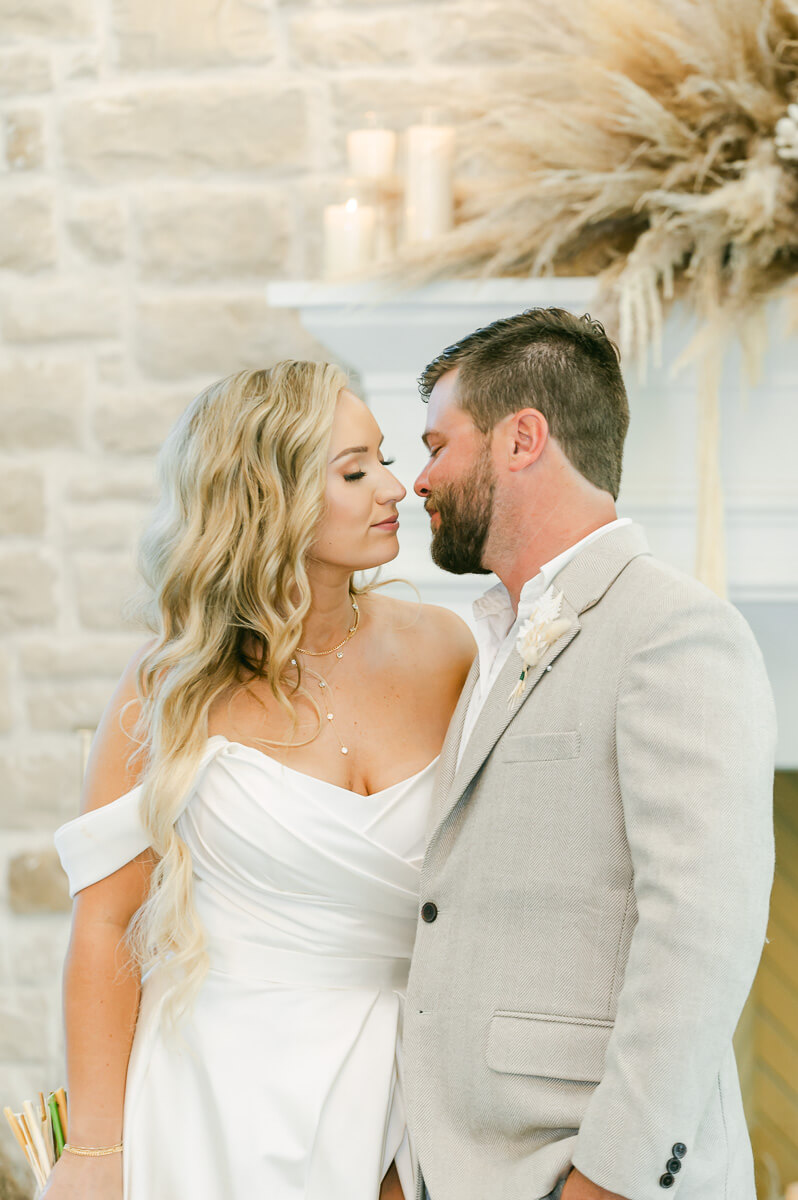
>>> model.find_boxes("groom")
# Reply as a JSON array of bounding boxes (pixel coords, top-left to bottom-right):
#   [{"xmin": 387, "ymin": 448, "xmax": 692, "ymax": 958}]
[{"xmin": 403, "ymin": 308, "xmax": 776, "ymax": 1200}]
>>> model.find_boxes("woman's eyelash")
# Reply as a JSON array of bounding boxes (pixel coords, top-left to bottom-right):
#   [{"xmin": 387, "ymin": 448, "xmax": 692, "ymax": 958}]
[{"xmin": 343, "ymin": 457, "xmax": 396, "ymax": 482}]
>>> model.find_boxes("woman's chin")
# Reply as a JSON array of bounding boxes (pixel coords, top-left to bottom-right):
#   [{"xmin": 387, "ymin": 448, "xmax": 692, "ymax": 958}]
[{"xmin": 353, "ymin": 540, "xmax": 402, "ymax": 573}]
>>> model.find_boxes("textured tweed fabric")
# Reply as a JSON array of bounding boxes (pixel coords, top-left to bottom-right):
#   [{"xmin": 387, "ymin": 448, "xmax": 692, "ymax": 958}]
[{"xmin": 405, "ymin": 523, "xmax": 776, "ymax": 1200}]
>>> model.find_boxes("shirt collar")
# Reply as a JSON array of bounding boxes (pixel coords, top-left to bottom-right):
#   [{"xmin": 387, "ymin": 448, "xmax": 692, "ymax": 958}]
[{"xmin": 471, "ymin": 517, "xmax": 633, "ymax": 627}]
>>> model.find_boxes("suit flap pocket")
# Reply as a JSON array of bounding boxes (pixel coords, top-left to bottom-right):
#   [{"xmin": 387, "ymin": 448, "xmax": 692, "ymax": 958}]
[
  {"xmin": 486, "ymin": 1011, "xmax": 613, "ymax": 1082},
  {"xmin": 501, "ymin": 731, "xmax": 581, "ymax": 762}
]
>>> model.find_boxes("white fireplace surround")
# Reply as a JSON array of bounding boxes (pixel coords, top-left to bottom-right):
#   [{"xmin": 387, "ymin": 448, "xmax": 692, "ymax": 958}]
[{"xmin": 267, "ymin": 280, "xmax": 798, "ymax": 766}]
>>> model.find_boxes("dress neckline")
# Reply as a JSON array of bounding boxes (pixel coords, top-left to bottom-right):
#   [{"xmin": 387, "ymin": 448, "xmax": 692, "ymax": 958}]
[{"xmin": 206, "ymin": 735, "xmax": 439, "ymax": 800}]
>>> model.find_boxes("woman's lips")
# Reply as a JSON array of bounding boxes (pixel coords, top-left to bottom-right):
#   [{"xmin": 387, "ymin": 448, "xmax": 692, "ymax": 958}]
[{"xmin": 372, "ymin": 517, "xmax": 399, "ymax": 531}]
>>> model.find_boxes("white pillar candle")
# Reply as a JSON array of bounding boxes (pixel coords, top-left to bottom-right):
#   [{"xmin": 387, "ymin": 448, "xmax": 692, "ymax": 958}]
[
  {"xmin": 347, "ymin": 127, "xmax": 397, "ymax": 179},
  {"xmin": 404, "ymin": 122, "xmax": 455, "ymax": 243},
  {"xmin": 323, "ymin": 197, "xmax": 377, "ymax": 279}
]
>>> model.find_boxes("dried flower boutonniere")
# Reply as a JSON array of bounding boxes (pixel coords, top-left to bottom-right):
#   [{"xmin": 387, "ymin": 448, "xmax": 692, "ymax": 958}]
[{"xmin": 508, "ymin": 586, "xmax": 571, "ymax": 706}]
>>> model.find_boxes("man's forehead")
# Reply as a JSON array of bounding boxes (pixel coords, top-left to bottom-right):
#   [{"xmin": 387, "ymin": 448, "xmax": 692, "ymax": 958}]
[
  {"xmin": 429, "ymin": 365, "xmax": 459, "ymax": 399},
  {"xmin": 424, "ymin": 367, "xmax": 462, "ymax": 430}
]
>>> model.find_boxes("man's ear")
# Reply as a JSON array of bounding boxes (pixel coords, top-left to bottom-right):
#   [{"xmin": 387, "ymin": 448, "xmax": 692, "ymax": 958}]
[{"xmin": 507, "ymin": 408, "xmax": 549, "ymax": 472}]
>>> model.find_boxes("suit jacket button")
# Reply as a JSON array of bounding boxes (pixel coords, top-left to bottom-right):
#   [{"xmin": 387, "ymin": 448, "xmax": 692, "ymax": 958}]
[
  {"xmin": 667, "ymin": 1159, "xmax": 682, "ymax": 1174},
  {"xmin": 672, "ymin": 1144, "xmax": 687, "ymax": 1159},
  {"xmin": 659, "ymin": 1174, "xmax": 675, "ymax": 1189},
  {"xmin": 421, "ymin": 902, "xmax": 438, "ymax": 923}
]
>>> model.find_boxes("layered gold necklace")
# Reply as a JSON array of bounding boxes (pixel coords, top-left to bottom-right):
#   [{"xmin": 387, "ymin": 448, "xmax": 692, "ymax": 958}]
[
  {"xmin": 243, "ymin": 594, "xmax": 361, "ymax": 755},
  {"xmin": 296, "ymin": 594, "xmax": 359, "ymax": 659},
  {"xmin": 291, "ymin": 594, "xmax": 360, "ymax": 755}
]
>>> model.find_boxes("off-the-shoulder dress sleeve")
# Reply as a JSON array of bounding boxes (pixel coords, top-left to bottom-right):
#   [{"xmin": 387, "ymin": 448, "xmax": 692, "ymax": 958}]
[
  {"xmin": 54, "ymin": 738, "xmax": 224, "ymax": 898},
  {"xmin": 54, "ymin": 780, "xmax": 150, "ymax": 898}
]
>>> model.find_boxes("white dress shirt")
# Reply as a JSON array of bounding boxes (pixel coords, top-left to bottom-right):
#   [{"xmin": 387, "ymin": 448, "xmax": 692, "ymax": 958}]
[{"xmin": 455, "ymin": 518, "xmax": 633, "ymax": 769}]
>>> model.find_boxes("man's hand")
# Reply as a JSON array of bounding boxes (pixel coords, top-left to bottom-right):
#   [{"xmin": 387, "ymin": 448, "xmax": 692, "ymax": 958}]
[{"xmin": 561, "ymin": 1167, "xmax": 629, "ymax": 1200}]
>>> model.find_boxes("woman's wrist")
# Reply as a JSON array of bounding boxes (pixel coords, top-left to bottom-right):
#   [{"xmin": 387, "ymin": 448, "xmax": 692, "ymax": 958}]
[{"xmin": 64, "ymin": 1141, "xmax": 123, "ymax": 1157}]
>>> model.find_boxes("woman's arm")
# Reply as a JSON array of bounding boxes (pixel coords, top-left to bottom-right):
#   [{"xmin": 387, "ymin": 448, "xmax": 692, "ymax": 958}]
[{"xmin": 42, "ymin": 646, "xmax": 155, "ymax": 1197}]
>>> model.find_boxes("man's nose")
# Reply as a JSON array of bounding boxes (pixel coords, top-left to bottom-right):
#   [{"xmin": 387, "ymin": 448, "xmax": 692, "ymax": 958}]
[{"xmin": 414, "ymin": 464, "xmax": 430, "ymax": 497}]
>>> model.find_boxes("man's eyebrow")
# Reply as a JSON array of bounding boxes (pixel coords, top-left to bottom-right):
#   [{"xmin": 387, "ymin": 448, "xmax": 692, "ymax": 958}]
[
  {"xmin": 330, "ymin": 437, "xmax": 384, "ymax": 464},
  {"xmin": 421, "ymin": 430, "xmax": 443, "ymax": 448}
]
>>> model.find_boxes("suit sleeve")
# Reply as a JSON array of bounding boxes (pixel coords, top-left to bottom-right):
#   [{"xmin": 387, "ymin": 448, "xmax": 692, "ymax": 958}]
[{"xmin": 570, "ymin": 584, "xmax": 776, "ymax": 1198}]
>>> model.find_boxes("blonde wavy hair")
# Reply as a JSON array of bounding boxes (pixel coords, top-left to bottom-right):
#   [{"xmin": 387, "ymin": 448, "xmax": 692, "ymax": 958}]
[{"xmin": 125, "ymin": 360, "xmax": 352, "ymax": 1031}]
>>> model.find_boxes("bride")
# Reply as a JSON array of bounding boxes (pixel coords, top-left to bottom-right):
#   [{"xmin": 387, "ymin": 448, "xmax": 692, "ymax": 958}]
[{"xmin": 46, "ymin": 361, "xmax": 475, "ymax": 1200}]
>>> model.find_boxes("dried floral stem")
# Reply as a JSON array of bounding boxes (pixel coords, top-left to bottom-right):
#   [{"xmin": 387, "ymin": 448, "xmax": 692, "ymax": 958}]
[{"xmin": 385, "ymin": 0, "xmax": 798, "ymax": 593}]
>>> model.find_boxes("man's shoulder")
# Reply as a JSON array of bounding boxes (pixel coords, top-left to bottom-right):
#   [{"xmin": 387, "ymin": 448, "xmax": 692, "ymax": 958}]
[{"xmin": 614, "ymin": 552, "xmax": 760, "ymax": 651}]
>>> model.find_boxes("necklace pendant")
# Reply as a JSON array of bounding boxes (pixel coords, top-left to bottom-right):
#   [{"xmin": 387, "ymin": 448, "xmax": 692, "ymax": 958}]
[
  {"xmin": 336, "ymin": 651, "xmax": 344, "ymax": 659},
  {"xmin": 341, "ymin": 746, "xmax": 349, "ymax": 755},
  {"xmin": 326, "ymin": 713, "xmax": 334, "ymax": 721},
  {"xmin": 318, "ymin": 680, "xmax": 326, "ymax": 689}
]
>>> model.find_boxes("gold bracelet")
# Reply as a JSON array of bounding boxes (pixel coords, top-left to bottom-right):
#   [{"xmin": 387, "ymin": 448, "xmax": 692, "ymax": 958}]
[{"xmin": 63, "ymin": 1142, "xmax": 123, "ymax": 1157}]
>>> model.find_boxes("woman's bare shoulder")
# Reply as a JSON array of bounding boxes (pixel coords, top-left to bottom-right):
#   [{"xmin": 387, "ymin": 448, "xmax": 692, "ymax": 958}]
[
  {"xmin": 417, "ymin": 601, "xmax": 476, "ymax": 651},
  {"xmin": 70, "ymin": 639, "xmax": 158, "ymax": 917},
  {"xmin": 81, "ymin": 638, "xmax": 155, "ymax": 815},
  {"xmin": 363, "ymin": 592, "xmax": 476, "ymax": 681}
]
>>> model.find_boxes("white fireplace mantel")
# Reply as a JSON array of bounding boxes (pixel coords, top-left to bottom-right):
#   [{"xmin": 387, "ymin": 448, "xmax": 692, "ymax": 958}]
[{"xmin": 267, "ymin": 279, "xmax": 798, "ymax": 766}]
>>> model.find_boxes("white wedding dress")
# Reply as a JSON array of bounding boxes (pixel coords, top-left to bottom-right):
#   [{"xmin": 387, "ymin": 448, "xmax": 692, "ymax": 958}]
[{"xmin": 54, "ymin": 734, "xmax": 437, "ymax": 1200}]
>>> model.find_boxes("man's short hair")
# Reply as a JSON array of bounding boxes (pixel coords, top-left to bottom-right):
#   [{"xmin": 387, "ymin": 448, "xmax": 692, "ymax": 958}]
[{"xmin": 419, "ymin": 307, "xmax": 630, "ymax": 500}]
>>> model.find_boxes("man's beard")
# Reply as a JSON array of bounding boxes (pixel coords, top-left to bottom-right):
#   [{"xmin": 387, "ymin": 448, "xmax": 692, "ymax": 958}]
[{"xmin": 426, "ymin": 443, "xmax": 495, "ymax": 575}]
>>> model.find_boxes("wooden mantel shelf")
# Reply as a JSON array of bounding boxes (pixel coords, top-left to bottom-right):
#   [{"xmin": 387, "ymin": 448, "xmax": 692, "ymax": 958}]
[{"xmin": 267, "ymin": 278, "xmax": 599, "ymax": 306}]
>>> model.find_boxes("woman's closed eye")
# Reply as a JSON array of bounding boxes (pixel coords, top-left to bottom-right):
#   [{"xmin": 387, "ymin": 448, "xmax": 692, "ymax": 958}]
[{"xmin": 343, "ymin": 457, "xmax": 395, "ymax": 482}]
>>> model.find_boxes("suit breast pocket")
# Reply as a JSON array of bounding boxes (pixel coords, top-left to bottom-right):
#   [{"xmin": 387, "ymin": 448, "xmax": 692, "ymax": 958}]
[
  {"xmin": 500, "ymin": 731, "xmax": 581, "ymax": 762},
  {"xmin": 486, "ymin": 1011, "xmax": 613, "ymax": 1083}
]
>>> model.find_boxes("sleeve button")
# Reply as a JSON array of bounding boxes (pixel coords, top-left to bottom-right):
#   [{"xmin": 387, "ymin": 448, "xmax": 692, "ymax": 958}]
[
  {"xmin": 672, "ymin": 1144, "xmax": 687, "ymax": 1159},
  {"xmin": 667, "ymin": 1159, "xmax": 682, "ymax": 1174},
  {"xmin": 659, "ymin": 1174, "xmax": 675, "ymax": 1189}
]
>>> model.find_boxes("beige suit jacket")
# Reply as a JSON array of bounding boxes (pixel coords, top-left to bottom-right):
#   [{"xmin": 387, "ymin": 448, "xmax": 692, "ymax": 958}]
[{"xmin": 403, "ymin": 523, "xmax": 776, "ymax": 1200}]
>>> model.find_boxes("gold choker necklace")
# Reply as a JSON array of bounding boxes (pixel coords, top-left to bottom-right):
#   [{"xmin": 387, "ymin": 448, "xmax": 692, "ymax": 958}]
[{"xmin": 296, "ymin": 596, "xmax": 359, "ymax": 659}]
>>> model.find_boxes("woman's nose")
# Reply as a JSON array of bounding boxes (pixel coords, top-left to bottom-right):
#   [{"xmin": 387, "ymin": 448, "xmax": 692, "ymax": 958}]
[{"xmin": 380, "ymin": 469, "xmax": 406, "ymax": 503}]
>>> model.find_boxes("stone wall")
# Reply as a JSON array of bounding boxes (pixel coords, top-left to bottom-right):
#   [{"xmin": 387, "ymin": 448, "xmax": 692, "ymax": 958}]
[{"xmin": 0, "ymin": 0, "xmax": 503, "ymax": 1177}]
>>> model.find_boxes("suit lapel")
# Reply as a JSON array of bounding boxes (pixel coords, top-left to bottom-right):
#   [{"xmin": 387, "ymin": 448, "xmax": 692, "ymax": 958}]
[
  {"xmin": 428, "ymin": 599, "xmax": 580, "ymax": 837},
  {"xmin": 427, "ymin": 521, "xmax": 652, "ymax": 845}
]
